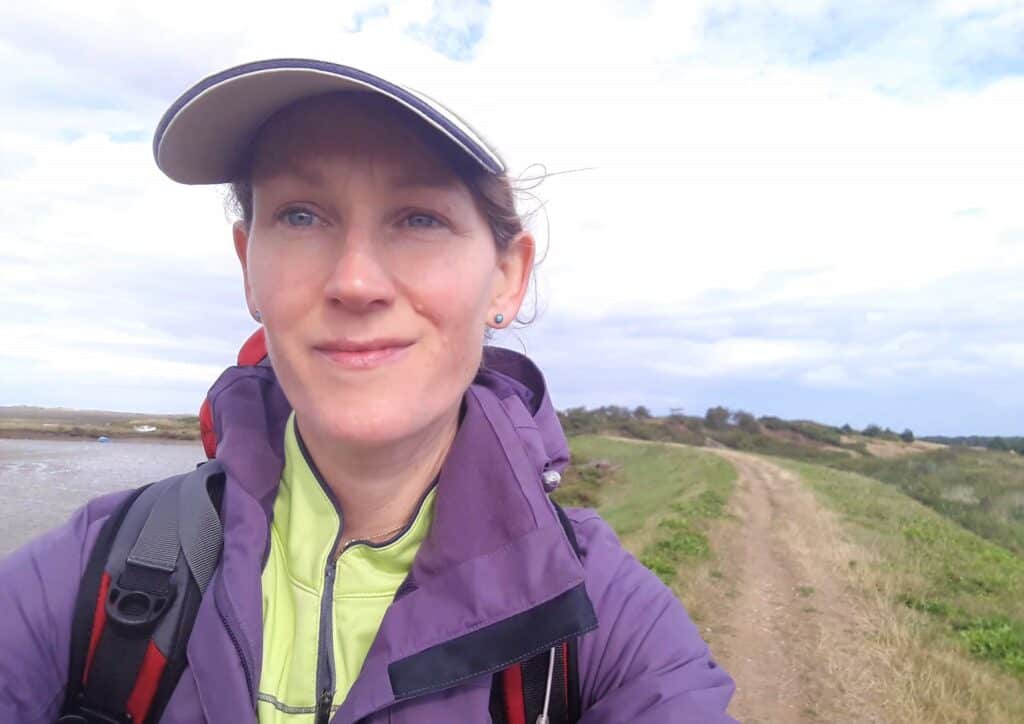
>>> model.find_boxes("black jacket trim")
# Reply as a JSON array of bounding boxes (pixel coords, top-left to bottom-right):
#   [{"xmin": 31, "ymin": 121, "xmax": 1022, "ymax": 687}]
[{"xmin": 388, "ymin": 582, "xmax": 597, "ymax": 700}]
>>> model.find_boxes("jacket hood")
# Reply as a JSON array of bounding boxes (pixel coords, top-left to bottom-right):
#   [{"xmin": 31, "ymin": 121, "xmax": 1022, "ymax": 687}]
[
  {"xmin": 472, "ymin": 346, "xmax": 571, "ymax": 481},
  {"xmin": 204, "ymin": 342, "xmax": 569, "ymax": 504}
]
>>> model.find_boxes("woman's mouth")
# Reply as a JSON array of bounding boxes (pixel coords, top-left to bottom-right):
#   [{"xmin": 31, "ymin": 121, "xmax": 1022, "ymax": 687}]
[{"xmin": 314, "ymin": 339, "xmax": 414, "ymax": 370}]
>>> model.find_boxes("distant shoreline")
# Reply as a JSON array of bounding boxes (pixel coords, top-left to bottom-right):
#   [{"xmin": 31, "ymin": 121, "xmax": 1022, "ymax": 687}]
[
  {"xmin": 0, "ymin": 406, "xmax": 201, "ymax": 444},
  {"xmin": 0, "ymin": 429, "xmax": 200, "ymax": 444}
]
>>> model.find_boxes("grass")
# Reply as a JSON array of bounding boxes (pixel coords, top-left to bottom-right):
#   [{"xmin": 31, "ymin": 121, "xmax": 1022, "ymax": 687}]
[
  {"xmin": 825, "ymin": 447, "xmax": 1024, "ymax": 557},
  {"xmin": 555, "ymin": 434, "xmax": 1023, "ymax": 720},
  {"xmin": 777, "ymin": 458, "xmax": 1024, "ymax": 719},
  {"xmin": 554, "ymin": 435, "xmax": 736, "ymax": 590},
  {"xmin": 558, "ymin": 411, "xmax": 1024, "ymax": 563},
  {"xmin": 637, "ymin": 487, "xmax": 730, "ymax": 585}
]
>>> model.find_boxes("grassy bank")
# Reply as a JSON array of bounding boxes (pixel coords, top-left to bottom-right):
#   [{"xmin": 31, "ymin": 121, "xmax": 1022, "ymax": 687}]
[
  {"xmin": 824, "ymin": 447, "xmax": 1024, "ymax": 556},
  {"xmin": 779, "ymin": 459, "xmax": 1024, "ymax": 719},
  {"xmin": 555, "ymin": 435, "xmax": 736, "ymax": 593}
]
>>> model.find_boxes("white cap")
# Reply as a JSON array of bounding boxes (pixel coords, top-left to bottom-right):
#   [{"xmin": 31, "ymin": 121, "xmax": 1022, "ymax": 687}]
[{"xmin": 153, "ymin": 58, "xmax": 505, "ymax": 184}]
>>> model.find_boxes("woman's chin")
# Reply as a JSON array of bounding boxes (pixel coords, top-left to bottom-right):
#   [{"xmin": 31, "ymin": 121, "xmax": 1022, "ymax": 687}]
[{"xmin": 301, "ymin": 405, "xmax": 421, "ymax": 448}]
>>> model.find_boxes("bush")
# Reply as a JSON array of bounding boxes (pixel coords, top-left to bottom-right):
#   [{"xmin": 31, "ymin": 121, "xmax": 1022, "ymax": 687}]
[
  {"xmin": 705, "ymin": 406, "xmax": 731, "ymax": 430},
  {"xmin": 732, "ymin": 410, "xmax": 761, "ymax": 434},
  {"xmin": 901, "ymin": 428, "xmax": 915, "ymax": 443}
]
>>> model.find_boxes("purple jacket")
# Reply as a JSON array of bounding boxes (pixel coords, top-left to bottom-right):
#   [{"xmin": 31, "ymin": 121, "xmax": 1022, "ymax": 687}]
[{"xmin": 0, "ymin": 348, "xmax": 735, "ymax": 723}]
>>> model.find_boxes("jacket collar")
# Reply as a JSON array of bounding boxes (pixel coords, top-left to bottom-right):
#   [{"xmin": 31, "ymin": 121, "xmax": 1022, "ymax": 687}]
[{"xmin": 190, "ymin": 346, "xmax": 594, "ymax": 723}]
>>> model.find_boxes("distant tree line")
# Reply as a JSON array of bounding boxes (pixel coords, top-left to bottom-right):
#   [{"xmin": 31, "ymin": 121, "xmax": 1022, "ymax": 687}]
[
  {"xmin": 922, "ymin": 435, "xmax": 1024, "ymax": 454},
  {"xmin": 849, "ymin": 423, "xmax": 916, "ymax": 443},
  {"xmin": 558, "ymin": 405, "xmax": 920, "ymax": 447}
]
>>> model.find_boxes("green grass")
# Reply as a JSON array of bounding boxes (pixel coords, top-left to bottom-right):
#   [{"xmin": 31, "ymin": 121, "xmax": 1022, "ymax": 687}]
[
  {"xmin": 778, "ymin": 458, "xmax": 1024, "ymax": 680},
  {"xmin": 554, "ymin": 435, "xmax": 736, "ymax": 587},
  {"xmin": 825, "ymin": 448, "xmax": 1024, "ymax": 556}
]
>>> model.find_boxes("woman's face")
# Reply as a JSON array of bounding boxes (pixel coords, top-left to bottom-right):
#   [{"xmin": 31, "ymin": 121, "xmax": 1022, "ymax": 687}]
[{"xmin": 233, "ymin": 94, "xmax": 533, "ymax": 447}]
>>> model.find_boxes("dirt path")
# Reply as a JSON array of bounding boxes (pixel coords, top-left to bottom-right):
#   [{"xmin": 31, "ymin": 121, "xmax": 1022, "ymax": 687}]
[{"xmin": 702, "ymin": 450, "xmax": 891, "ymax": 724}]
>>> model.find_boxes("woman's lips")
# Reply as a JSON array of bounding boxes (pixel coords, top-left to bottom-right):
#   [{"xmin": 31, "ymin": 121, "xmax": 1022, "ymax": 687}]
[{"xmin": 315, "ymin": 342, "xmax": 413, "ymax": 370}]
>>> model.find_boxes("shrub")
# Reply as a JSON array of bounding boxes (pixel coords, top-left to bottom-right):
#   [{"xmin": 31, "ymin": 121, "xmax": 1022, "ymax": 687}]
[
  {"xmin": 957, "ymin": 617, "xmax": 1024, "ymax": 675},
  {"xmin": 732, "ymin": 410, "xmax": 761, "ymax": 434},
  {"xmin": 704, "ymin": 406, "xmax": 731, "ymax": 430}
]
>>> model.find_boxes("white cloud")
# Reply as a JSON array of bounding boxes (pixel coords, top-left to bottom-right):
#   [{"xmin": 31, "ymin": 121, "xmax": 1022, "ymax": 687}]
[{"xmin": 650, "ymin": 337, "xmax": 841, "ymax": 378}]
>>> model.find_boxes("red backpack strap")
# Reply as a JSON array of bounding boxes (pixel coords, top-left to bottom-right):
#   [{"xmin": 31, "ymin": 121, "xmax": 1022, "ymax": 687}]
[
  {"xmin": 490, "ymin": 642, "xmax": 575, "ymax": 724},
  {"xmin": 199, "ymin": 328, "xmax": 267, "ymax": 458}
]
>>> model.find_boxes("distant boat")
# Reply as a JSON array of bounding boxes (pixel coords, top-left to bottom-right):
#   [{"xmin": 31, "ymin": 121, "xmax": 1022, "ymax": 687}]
[
  {"xmin": 97, "ymin": 436, "xmax": 111, "ymax": 443},
  {"xmin": 133, "ymin": 425, "xmax": 158, "ymax": 433}
]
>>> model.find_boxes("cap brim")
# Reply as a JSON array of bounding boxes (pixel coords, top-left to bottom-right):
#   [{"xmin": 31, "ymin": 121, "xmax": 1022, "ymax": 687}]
[{"xmin": 153, "ymin": 58, "xmax": 504, "ymax": 184}]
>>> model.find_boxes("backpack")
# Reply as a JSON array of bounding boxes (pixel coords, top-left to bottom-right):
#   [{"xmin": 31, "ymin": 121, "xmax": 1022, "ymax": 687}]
[{"xmin": 58, "ymin": 330, "xmax": 582, "ymax": 724}]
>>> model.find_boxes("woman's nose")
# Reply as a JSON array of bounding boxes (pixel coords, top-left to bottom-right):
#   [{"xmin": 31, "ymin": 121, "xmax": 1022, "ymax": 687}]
[{"xmin": 322, "ymin": 227, "xmax": 396, "ymax": 311}]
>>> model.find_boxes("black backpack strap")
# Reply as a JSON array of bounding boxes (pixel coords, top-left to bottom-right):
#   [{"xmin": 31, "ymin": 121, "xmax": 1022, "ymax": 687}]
[
  {"xmin": 552, "ymin": 502, "xmax": 582, "ymax": 562},
  {"xmin": 564, "ymin": 636, "xmax": 581, "ymax": 723},
  {"xmin": 553, "ymin": 502, "xmax": 583, "ymax": 721},
  {"xmin": 489, "ymin": 501, "xmax": 583, "ymax": 724},
  {"xmin": 58, "ymin": 462, "xmax": 225, "ymax": 724},
  {"xmin": 63, "ymin": 484, "xmax": 151, "ymax": 721}
]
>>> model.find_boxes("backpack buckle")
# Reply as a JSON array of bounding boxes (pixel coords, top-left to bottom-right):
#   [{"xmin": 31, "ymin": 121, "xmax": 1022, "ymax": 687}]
[{"xmin": 105, "ymin": 574, "xmax": 176, "ymax": 635}]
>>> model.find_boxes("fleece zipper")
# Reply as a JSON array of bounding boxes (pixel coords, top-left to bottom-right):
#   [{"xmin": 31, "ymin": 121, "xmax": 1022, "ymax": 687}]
[{"xmin": 314, "ymin": 508, "xmax": 344, "ymax": 724}]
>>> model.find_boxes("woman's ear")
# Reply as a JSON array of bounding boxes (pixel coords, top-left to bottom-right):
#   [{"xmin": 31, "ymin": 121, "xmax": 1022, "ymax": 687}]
[
  {"xmin": 490, "ymin": 231, "xmax": 536, "ymax": 326},
  {"xmin": 233, "ymin": 220, "xmax": 258, "ymax": 320}
]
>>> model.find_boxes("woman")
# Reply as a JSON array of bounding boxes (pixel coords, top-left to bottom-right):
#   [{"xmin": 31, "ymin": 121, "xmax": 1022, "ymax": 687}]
[{"xmin": 0, "ymin": 59, "xmax": 735, "ymax": 723}]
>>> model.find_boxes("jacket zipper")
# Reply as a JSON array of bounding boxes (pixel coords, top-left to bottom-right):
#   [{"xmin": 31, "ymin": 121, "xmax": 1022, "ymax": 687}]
[{"xmin": 315, "ymin": 557, "xmax": 339, "ymax": 724}]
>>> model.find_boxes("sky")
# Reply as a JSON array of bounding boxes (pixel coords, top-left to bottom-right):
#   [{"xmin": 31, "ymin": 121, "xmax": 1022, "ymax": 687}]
[{"xmin": 1, "ymin": 0, "xmax": 1022, "ymax": 436}]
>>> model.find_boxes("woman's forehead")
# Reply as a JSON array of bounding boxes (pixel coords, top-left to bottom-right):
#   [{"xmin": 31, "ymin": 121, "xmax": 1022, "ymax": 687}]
[{"xmin": 248, "ymin": 93, "xmax": 460, "ymax": 186}]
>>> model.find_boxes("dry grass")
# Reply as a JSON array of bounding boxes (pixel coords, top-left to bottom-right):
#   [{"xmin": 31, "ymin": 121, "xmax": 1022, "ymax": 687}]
[
  {"xmin": 778, "ymin": 459, "xmax": 1024, "ymax": 723},
  {"xmin": 836, "ymin": 435, "xmax": 944, "ymax": 458},
  {"xmin": 825, "ymin": 571, "xmax": 1024, "ymax": 724}
]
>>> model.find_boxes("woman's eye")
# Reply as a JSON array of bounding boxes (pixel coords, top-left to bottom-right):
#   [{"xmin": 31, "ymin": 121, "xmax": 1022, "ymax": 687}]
[
  {"xmin": 405, "ymin": 213, "xmax": 442, "ymax": 229},
  {"xmin": 281, "ymin": 208, "xmax": 318, "ymax": 227}
]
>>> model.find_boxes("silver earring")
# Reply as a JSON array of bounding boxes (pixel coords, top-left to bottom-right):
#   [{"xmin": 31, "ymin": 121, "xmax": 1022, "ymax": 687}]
[
  {"xmin": 254, "ymin": 311, "xmax": 262, "ymax": 323},
  {"xmin": 494, "ymin": 313, "xmax": 504, "ymax": 325}
]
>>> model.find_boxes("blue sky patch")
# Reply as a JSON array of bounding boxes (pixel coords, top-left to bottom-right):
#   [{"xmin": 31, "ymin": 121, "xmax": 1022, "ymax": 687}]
[
  {"xmin": 349, "ymin": 4, "xmax": 389, "ymax": 32},
  {"xmin": 405, "ymin": 0, "xmax": 491, "ymax": 62}
]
